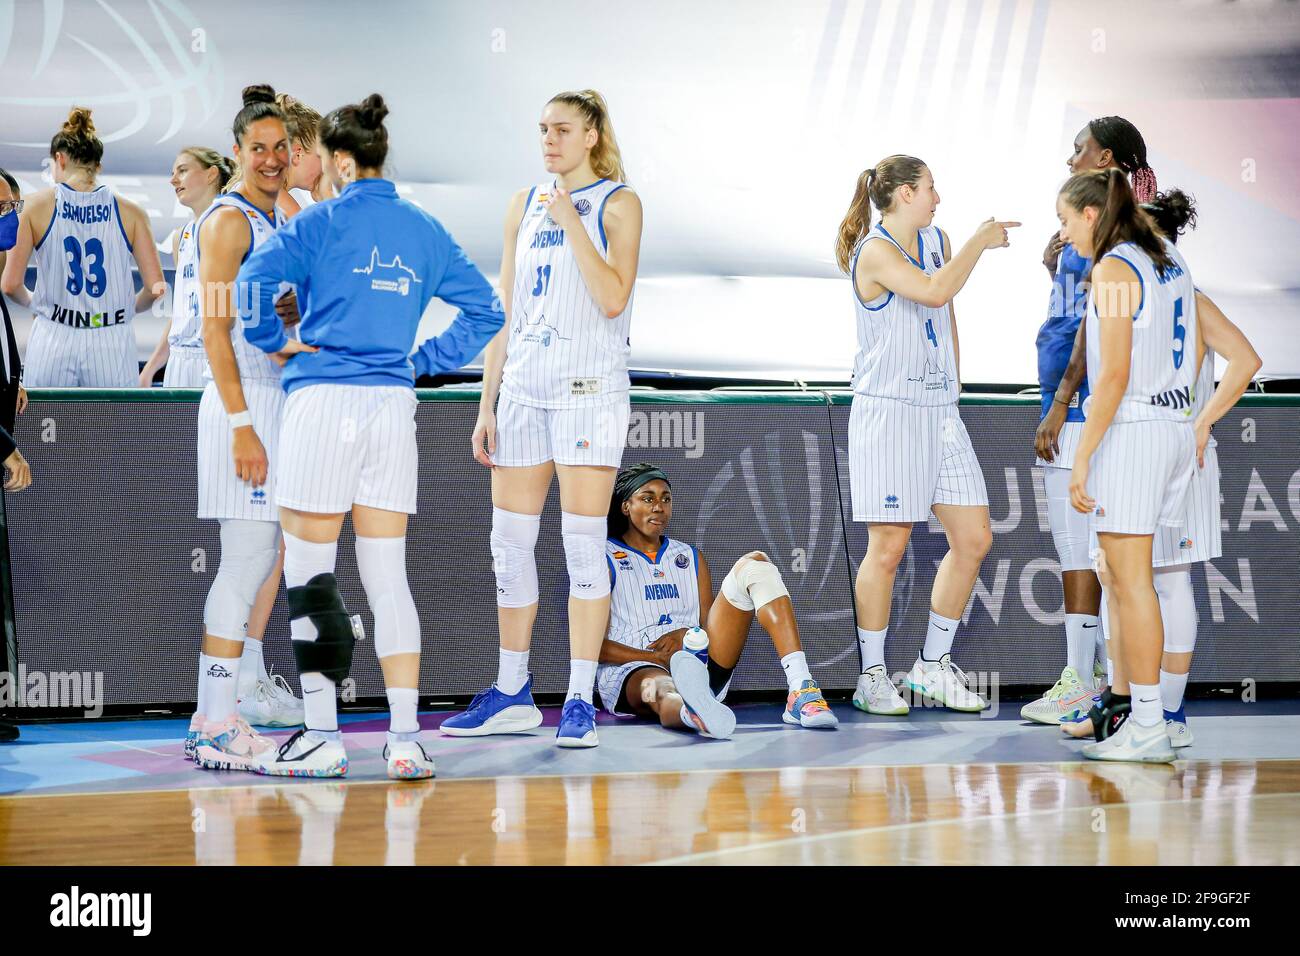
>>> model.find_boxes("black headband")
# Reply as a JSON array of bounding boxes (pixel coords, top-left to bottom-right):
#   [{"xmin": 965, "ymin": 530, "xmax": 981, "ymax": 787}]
[{"xmin": 613, "ymin": 466, "xmax": 670, "ymax": 508}]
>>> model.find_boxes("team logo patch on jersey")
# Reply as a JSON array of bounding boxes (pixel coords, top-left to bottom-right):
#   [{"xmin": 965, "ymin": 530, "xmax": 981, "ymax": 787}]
[
  {"xmin": 1179, "ymin": 537, "xmax": 1193, "ymax": 549},
  {"xmin": 884, "ymin": 494, "xmax": 900, "ymax": 509},
  {"xmin": 574, "ymin": 198, "xmax": 592, "ymax": 216},
  {"xmin": 675, "ymin": 553, "xmax": 690, "ymax": 569},
  {"xmin": 575, "ymin": 438, "xmax": 590, "ymax": 449},
  {"xmin": 612, "ymin": 551, "xmax": 628, "ymax": 560}
]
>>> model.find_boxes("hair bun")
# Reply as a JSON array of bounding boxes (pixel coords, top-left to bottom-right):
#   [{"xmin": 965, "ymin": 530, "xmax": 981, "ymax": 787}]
[
  {"xmin": 63, "ymin": 107, "xmax": 96, "ymax": 137},
  {"xmin": 241, "ymin": 84, "xmax": 277, "ymax": 107},
  {"xmin": 357, "ymin": 93, "xmax": 389, "ymax": 131}
]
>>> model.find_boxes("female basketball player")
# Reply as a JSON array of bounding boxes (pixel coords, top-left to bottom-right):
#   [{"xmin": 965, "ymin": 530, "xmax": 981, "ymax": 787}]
[
  {"xmin": 140, "ymin": 148, "xmax": 236, "ymax": 388},
  {"xmin": 1024, "ymin": 117, "xmax": 1159, "ymax": 724},
  {"xmin": 1, "ymin": 108, "xmax": 165, "ymax": 386},
  {"xmin": 834, "ymin": 155, "xmax": 1017, "ymax": 717},
  {"xmin": 1060, "ymin": 192, "xmax": 1260, "ymax": 747},
  {"xmin": 442, "ymin": 90, "xmax": 642, "ymax": 749},
  {"xmin": 239, "ymin": 93, "xmax": 502, "ymax": 779},
  {"xmin": 597, "ymin": 464, "xmax": 838, "ymax": 738},
  {"xmin": 187, "ymin": 85, "xmax": 299, "ymax": 772},
  {"xmin": 275, "ymin": 94, "xmax": 331, "ymax": 217},
  {"xmin": 1059, "ymin": 169, "xmax": 1200, "ymax": 763}
]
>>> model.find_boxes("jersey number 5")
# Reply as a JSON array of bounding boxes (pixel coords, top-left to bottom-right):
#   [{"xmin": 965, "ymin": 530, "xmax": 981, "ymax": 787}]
[
  {"xmin": 63, "ymin": 236, "xmax": 107, "ymax": 298},
  {"xmin": 1172, "ymin": 296, "xmax": 1186, "ymax": 369},
  {"xmin": 531, "ymin": 264, "xmax": 551, "ymax": 297}
]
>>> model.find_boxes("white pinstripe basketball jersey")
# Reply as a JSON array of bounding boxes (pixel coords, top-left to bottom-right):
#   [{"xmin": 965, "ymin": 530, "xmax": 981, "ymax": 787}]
[
  {"xmin": 1085, "ymin": 239, "xmax": 1198, "ymax": 424},
  {"xmin": 30, "ymin": 183, "xmax": 136, "ymax": 332},
  {"xmin": 606, "ymin": 537, "xmax": 700, "ymax": 650},
  {"xmin": 195, "ymin": 193, "xmax": 285, "ymax": 382},
  {"xmin": 502, "ymin": 179, "xmax": 634, "ymax": 408},
  {"xmin": 850, "ymin": 223, "xmax": 956, "ymax": 406},
  {"xmin": 169, "ymin": 219, "xmax": 202, "ymax": 349}
]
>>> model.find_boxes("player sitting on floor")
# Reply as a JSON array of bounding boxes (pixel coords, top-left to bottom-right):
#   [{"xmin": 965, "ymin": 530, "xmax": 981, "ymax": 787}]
[{"xmin": 596, "ymin": 463, "xmax": 839, "ymax": 739}]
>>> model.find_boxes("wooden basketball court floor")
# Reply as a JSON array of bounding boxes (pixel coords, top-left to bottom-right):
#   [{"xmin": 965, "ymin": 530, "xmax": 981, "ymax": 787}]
[{"xmin": 2, "ymin": 699, "xmax": 1299, "ymax": 865}]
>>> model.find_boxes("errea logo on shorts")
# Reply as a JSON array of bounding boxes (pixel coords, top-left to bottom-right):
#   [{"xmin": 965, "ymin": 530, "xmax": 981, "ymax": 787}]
[
  {"xmin": 353, "ymin": 247, "xmax": 423, "ymax": 297},
  {"xmin": 884, "ymin": 495, "xmax": 900, "ymax": 509}
]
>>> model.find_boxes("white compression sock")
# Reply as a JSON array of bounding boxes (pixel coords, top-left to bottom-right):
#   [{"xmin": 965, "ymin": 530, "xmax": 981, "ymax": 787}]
[
  {"xmin": 857, "ymin": 626, "xmax": 886, "ymax": 671},
  {"xmin": 567, "ymin": 659, "xmax": 597, "ymax": 704},
  {"xmin": 386, "ymin": 687, "xmax": 419, "ymax": 735},
  {"xmin": 1160, "ymin": 670, "xmax": 1189, "ymax": 714},
  {"xmin": 922, "ymin": 610, "xmax": 960, "ymax": 661},
  {"xmin": 195, "ymin": 658, "xmax": 209, "ymax": 719},
  {"xmin": 1129, "ymin": 682, "xmax": 1163, "ymax": 728},
  {"xmin": 1065, "ymin": 613, "xmax": 1100, "ymax": 677},
  {"xmin": 283, "ymin": 532, "xmax": 341, "ymax": 733},
  {"xmin": 200, "ymin": 652, "xmax": 241, "ymax": 722},
  {"xmin": 497, "ymin": 649, "xmax": 530, "ymax": 696},
  {"xmin": 780, "ymin": 651, "xmax": 812, "ymax": 692},
  {"xmin": 240, "ymin": 637, "xmax": 266, "ymax": 689}
]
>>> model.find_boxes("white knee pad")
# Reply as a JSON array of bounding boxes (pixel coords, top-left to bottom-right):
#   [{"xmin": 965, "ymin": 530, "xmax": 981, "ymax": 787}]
[
  {"xmin": 204, "ymin": 519, "xmax": 281, "ymax": 640},
  {"xmin": 1154, "ymin": 565, "xmax": 1198, "ymax": 654},
  {"xmin": 720, "ymin": 554, "xmax": 789, "ymax": 612},
  {"xmin": 356, "ymin": 535, "xmax": 421, "ymax": 658},
  {"xmin": 491, "ymin": 508, "xmax": 540, "ymax": 608},
  {"xmin": 562, "ymin": 512, "xmax": 610, "ymax": 600}
]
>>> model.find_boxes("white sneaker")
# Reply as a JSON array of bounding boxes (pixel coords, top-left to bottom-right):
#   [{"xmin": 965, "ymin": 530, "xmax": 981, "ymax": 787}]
[
  {"xmin": 253, "ymin": 729, "xmax": 348, "ymax": 778},
  {"xmin": 238, "ymin": 671, "xmax": 305, "ymax": 728},
  {"xmin": 904, "ymin": 655, "xmax": 986, "ymax": 712},
  {"xmin": 853, "ymin": 665, "xmax": 910, "ymax": 715},
  {"xmin": 1082, "ymin": 718, "xmax": 1175, "ymax": 763},
  {"xmin": 385, "ymin": 739, "xmax": 436, "ymax": 780},
  {"xmin": 1020, "ymin": 666, "xmax": 1091, "ymax": 725},
  {"xmin": 1166, "ymin": 718, "xmax": 1194, "ymax": 749}
]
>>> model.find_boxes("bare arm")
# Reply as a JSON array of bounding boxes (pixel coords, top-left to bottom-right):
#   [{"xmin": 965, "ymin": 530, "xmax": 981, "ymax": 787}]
[
  {"xmin": 1034, "ymin": 320, "xmax": 1088, "ymax": 463},
  {"xmin": 139, "ymin": 230, "xmax": 180, "ymax": 386},
  {"xmin": 697, "ymin": 551, "xmax": 714, "ymax": 626},
  {"xmin": 123, "ymin": 197, "xmax": 165, "ymax": 315},
  {"xmin": 1192, "ymin": 290, "xmax": 1261, "ymax": 462},
  {"xmin": 545, "ymin": 186, "xmax": 642, "ymax": 318},
  {"xmin": 0, "ymin": 191, "xmax": 48, "ymax": 308},
  {"xmin": 855, "ymin": 217, "xmax": 1018, "ymax": 310}
]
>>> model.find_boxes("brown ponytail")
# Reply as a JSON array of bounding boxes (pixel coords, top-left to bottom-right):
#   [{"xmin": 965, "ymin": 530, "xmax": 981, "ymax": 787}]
[
  {"xmin": 547, "ymin": 89, "xmax": 626, "ymax": 182},
  {"xmin": 50, "ymin": 106, "xmax": 104, "ymax": 168},
  {"xmin": 835, "ymin": 154, "xmax": 927, "ymax": 273},
  {"xmin": 1059, "ymin": 168, "xmax": 1173, "ymax": 276}
]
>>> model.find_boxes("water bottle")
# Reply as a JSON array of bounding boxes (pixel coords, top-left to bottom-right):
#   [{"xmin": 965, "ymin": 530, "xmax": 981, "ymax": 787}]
[{"xmin": 683, "ymin": 627, "xmax": 710, "ymax": 666}]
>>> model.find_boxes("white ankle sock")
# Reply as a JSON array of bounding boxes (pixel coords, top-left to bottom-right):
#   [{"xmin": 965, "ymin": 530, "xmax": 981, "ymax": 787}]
[
  {"xmin": 1129, "ymin": 682, "xmax": 1163, "ymax": 728},
  {"xmin": 567, "ymin": 659, "xmax": 597, "ymax": 704},
  {"xmin": 200, "ymin": 652, "xmax": 241, "ymax": 722},
  {"xmin": 387, "ymin": 687, "xmax": 419, "ymax": 734},
  {"xmin": 857, "ymin": 626, "xmax": 886, "ymax": 671},
  {"xmin": 497, "ymin": 648, "xmax": 530, "ymax": 696},
  {"xmin": 1065, "ymin": 613, "xmax": 1100, "ymax": 677},
  {"xmin": 780, "ymin": 651, "xmax": 812, "ymax": 692},
  {"xmin": 240, "ymin": 638, "xmax": 266, "ymax": 689},
  {"xmin": 301, "ymin": 672, "xmax": 338, "ymax": 732},
  {"xmin": 922, "ymin": 610, "xmax": 960, "ymax": 661}
]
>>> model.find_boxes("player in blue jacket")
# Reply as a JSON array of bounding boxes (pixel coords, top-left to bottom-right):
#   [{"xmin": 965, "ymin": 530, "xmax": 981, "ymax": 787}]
[{"xmin": 238, "ymin": 93, "xmax": 503, "ymax": 779}]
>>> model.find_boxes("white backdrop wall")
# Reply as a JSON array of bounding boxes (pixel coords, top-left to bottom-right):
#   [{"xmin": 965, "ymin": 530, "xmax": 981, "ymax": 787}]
[{"xmin": 1, "ymin": 0, "xmax": 1297, "ymax": 383}]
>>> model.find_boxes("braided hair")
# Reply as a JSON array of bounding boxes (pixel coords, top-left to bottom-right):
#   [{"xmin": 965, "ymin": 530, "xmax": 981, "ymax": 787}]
[{"xmin": 1089, "ymin": 116, "xmax": 1157, "ymax": 203}]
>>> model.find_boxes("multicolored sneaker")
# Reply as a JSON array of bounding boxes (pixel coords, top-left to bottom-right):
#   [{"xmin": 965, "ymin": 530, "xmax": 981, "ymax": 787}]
[
  {"xmin": 556, "ymin": 697, "xmax": 599, "ymax": 748},
  {"xmin": 440, "ymin": 677, "xmax": 544, "ymax": 737},
  {"xmin": 783, "ymin": 680, "xmax": 839, "ymax": 729},
  {"xmin": 1164, "ymin": 705, "xmax": 1193, "ymax": 749},
  {"xmin": 184, "ymin": 713, "xmax": 208, "ymax": 762},
  {"xmin": 194, "ymin": 715, "xmax": 277, "ymax": 772},
  {"xmin": 1082, "ymin": 718, "xmax": 1176, "ymax": 763},
  {"xmin": 1057, "ymin": 690, "xmax": 1102, "ymax": 725},
  {"xmin": 253, "ymin": 728, "xmax": 349, "ymax": 778},
  {"xmin": 853, "ymin": 665, "xmax": 910, "ymax": 715},
  {"xmin": 669, "ymin": 650, "xmax": 735, "ymax": 739},
  {"xmin": 1021, "ymin": 667, "xmax": 1090, "ymax": 725},
  {"xmin": 384, "ymin": 739, "xmax": 436, "ymax": 779},
  {"xmin": 904, "ymin": 654, "xmax": 986, "ymax": 712}
]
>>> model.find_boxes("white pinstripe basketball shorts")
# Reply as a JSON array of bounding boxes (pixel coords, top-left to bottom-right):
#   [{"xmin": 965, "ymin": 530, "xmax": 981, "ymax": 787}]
[
  {"xmin": 1152, "ymin": 441, "xmax": 1221, "ymax": 567},
  {"xmin": 1088, "ymin": 420, "xmax": 1195, "ymax": 536},
  {"xmin": 22, "ymin": 317, "xmax": 137, "ymax": 387},
  {"xmin": 162, "ymin": 346, "xmax": 207, "ymax": 387},
  {"xmin": 493, "ymin": 394, "xmax": 628, "ymax": 469},
  {"xmin": 197, "ymin": 378, "xmax": 284, "ymax": 522},
  {"xmin": 277, "ymin": 383, "xmax": 420, "ymax": 515},
  {"xmin": 849, "ymin": 396, "xmax": 988, "ymax": 523}
]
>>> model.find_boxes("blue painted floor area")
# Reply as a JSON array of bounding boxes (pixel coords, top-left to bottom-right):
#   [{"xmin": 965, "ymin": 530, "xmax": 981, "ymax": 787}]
[{"xmin": 3, "ymin": 699, "xmax": 1300, "ymax": 798}]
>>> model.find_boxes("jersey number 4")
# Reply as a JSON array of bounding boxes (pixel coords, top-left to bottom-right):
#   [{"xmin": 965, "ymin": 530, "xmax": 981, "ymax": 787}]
[
  {"xmin": 63, "ymin": 236, "xmax": 108, "ymax": 298},
  {"xmin": 924, "ymin": 317, "xmax": 938, "ymax": 347},
  {"xmin": 1172, "ymin": 296, "xmax": 1186, "ymax": 369},
  {"xmin": 531, "ymin": 264, "xmax": 551, "ymax": 297}
]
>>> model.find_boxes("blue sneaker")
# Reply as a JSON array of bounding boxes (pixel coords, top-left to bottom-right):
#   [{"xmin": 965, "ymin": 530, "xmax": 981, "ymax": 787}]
[
  {"xmin": 556, "ymin": 697, "xmax": 599, "ymax": 748},
  {"xmin": 440, "ymin": 677, "xmax": 543, "ymax": 737}
]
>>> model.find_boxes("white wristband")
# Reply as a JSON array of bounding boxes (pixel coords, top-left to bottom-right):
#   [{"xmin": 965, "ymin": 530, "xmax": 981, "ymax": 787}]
[{"xmin": 229, "ymin": 410, "xmax": 252, "ymax": 429}]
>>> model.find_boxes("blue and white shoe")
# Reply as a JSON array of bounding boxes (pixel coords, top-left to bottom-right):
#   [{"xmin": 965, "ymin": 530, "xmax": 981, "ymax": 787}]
[
  {"xmin": 556, "ymin": 697, "xmax": 599, "ymax": 748},
  {"xmin": 1164, "ymin": 704, "xmax": 1193, "ymax": 748},
  {"xmin": 669, "ymin": 650, "xmax": 736, "ymax": 739},
  {"xmin": 440, "ymin": 677, "xmax": 544, "ymax": 737}
]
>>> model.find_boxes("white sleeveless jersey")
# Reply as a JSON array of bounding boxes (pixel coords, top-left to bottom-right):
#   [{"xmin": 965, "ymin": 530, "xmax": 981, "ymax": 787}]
[
  {"xmin": 850, "ymin": 223, "xmax": 957, "ymax": 406},
  {"xmin": 289, "ymin": 187, "xmax": 316, "ymax": 211},
  {"xmin": 195, "ymin": 192, "xmax": 285, "ymax": 382},
  {"xmin": 30, "ymin": 183, "xmax": 136, "ymax": 332},
  {"xmin": 168, "ymin": 219, "xmax": 202, "ymax": 350},
  {"xmin": 501, "ymin": 179, "xmax": 634, "ymax": 409},
  {"xmin": 606, "ymin": 537, "xmax": 700, "ymax": 651},
  {"xmin": 1084, "ymin": 239, "xmax": 1198, "ymax": 424}
]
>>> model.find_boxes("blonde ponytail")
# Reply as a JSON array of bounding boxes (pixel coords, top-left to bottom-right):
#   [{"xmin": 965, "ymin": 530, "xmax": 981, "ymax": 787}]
[{"xmin": 548, "ymin": 89, "xmax": 626, "ymax": 182}]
